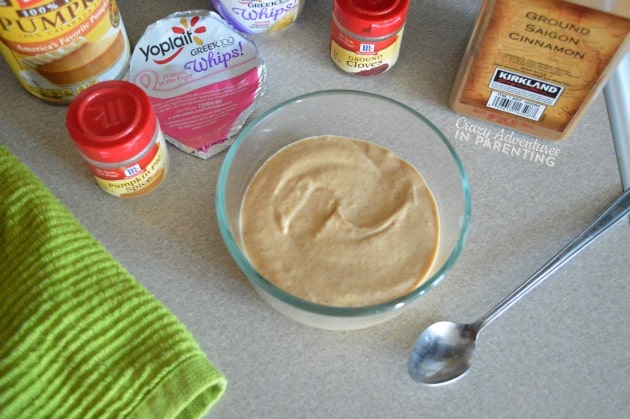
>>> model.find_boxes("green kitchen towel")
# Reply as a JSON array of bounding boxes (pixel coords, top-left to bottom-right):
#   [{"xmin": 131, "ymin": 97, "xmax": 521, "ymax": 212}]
[{"xmin": 0, "ymin": 145, "xmax": 226, "ymax": 419}]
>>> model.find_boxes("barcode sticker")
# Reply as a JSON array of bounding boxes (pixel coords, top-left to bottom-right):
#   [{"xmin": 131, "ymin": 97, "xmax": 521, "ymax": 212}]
[
  {"xmin": 487, "ymin": 92, "xmax": 545, "ymax": 121},
  {"xmin": 489, "ymin": 68, "xmax": 563, "ymax": 105}
]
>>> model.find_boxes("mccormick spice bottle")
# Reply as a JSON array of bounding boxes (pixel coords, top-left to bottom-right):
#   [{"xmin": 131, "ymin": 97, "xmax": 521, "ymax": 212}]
[
  {"xmin": 449, "ymin": 0, "xmax": 630, "ymax": 140},
  {"xmin": 330, "ymin": 0, "xmax": 410, "ymax": 76},
  {"xmin": 66, "ymin": 81, "xmax": 169, "ymax": 198},
  {"xmin": 0, "ymin": 0, "xmax": 130, "ymax": 104}
]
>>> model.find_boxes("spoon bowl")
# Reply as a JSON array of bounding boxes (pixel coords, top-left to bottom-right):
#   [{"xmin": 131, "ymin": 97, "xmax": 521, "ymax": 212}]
[
  {"xmin": 409, "ymin": 188, "xmax": 630, "ymax": 385},
  {"xmin": 408, "ymin": 322, "xmax": 477, "ymax": 384}
]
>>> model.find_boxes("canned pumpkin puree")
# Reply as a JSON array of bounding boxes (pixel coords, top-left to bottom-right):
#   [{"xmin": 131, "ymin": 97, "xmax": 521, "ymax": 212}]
[{"xmin": 0, "ymin": 0, "xmax": 130, "ymax": 104}]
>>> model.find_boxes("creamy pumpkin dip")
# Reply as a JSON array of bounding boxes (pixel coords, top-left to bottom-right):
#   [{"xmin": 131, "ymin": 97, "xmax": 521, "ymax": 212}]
[{"xmin": 240, "ymin": 135, "xmax": 439, "ymax": 307}]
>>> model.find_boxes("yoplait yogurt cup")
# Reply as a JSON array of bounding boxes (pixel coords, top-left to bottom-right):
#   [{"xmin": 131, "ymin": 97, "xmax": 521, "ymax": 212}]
[
  {"xmin": 128, "ymin": 10, "xmax": 266, "ymax": 159},
  {"xmin": 210, "ymin": 0, "xmax": 304, "ymax": 34}
]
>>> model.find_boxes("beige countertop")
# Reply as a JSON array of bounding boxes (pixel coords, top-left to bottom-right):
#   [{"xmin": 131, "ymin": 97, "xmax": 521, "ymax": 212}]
[{"xmin": 1, "ymin": 1, "xmax": 628, "ymax": 417}]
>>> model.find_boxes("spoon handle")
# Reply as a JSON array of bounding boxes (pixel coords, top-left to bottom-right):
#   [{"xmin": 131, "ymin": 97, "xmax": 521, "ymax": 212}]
[{"xmin": 474, "ymin": 188, "xmax": 630, "ymax": 331}]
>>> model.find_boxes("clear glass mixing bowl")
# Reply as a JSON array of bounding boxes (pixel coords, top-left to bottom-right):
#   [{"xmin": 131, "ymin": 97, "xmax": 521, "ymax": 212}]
[{"xmin": 216, "ymin": 90, "xmax": 471, "ymax": 330}]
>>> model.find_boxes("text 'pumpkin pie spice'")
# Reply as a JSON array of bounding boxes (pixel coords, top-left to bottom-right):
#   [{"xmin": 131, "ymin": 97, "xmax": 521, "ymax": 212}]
[
  {"xmin": 66, "ymin": 81, "xmax": 169, "ymax": 198},
  {"xmin": 449, "ymin": 0, "xmax": 630, "ymax": 140},
  {"xmin": 0, "ymin": 0, "xmax": 130, "ymax": 104}
]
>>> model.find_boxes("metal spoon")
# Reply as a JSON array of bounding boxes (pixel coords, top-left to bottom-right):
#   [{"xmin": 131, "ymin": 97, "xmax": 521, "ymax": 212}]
[{"xmin": 408, "ymin": 188, "xmax": 630, "ymax": 385}]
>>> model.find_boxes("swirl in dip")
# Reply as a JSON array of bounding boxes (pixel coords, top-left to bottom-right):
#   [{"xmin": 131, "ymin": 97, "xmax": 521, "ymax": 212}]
[{"xmin": 240, "ymin": 135, "xmax": 439, "ymax": 307}]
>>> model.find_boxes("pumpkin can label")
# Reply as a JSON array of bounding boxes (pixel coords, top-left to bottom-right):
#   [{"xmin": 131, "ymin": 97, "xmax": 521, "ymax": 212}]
[{"xmin": 0, "ymin": 0, "xmax": 130, "ymax": 103}]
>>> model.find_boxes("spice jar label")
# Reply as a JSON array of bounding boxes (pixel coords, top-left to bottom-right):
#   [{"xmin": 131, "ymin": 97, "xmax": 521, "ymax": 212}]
[
  {"xmin": 330, "ymin": 29, "xmax": 403, "ymax": 76},
  {"xmin": 91, "ymin": 138, "xmax": 168, "ymax": 198}
]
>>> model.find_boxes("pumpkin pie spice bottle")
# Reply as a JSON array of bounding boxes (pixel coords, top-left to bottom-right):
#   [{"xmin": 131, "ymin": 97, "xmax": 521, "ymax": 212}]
[{"xmin": 66, "ymin": 81, "xmax": 169, "ymax": 198}]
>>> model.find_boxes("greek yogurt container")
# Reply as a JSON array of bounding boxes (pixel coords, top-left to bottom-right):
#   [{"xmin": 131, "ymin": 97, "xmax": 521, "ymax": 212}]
[
  {"xmin": 210, "ymin": 0, "xmax": 304, "ymax": 34},
  {"xmin": 129, "ymin": 10, "xmax": 266, "ymax": 159}
]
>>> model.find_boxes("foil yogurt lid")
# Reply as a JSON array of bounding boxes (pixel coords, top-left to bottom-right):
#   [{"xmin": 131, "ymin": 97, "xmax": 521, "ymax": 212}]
[{"xmin": 129, "ymin": 10, "xmax": 266, "ymax": 159}]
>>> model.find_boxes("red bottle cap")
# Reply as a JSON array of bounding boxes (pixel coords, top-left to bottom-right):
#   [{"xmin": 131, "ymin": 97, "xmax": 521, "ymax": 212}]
[
  {"xmin": 333, "ymin": 0, "xmax": 410, "ymax": 38},
  {"xmin": 66, "ymin": 81, "xmax": 157, "ymax": 164}
]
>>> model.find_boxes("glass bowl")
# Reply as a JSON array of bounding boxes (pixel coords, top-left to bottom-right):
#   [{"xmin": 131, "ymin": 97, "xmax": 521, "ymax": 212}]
[{"xmin": 216, "ymin": 90, "xmax": 471, "ymax": 330}]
